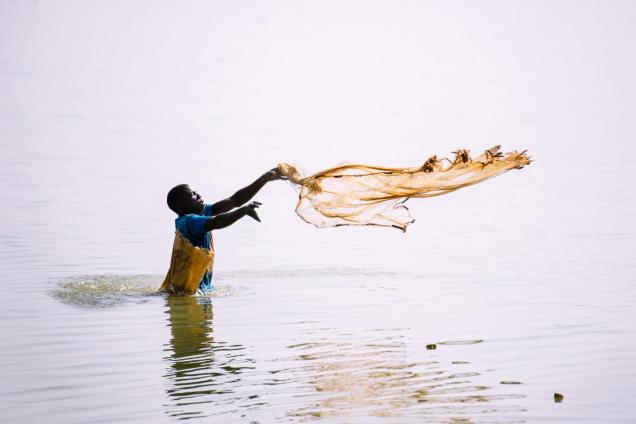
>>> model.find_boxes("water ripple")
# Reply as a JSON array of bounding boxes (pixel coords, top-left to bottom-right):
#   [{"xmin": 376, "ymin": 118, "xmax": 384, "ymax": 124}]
[{"xmin": 271, "ymin": 329, "xmax": 525, "ymax": 422}]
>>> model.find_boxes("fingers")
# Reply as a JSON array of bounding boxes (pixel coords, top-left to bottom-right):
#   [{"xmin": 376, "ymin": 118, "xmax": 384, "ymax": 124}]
[
  {"xmin": 244, "ymin": 202, "xmax": 262, "ymax": 222},
  {"xmin": 265, "ymin": 167, "xmax": 287, "ymax": 181},
  {"xmin": 263, "ymin": 169, "xmax": 278, "ymax": 181},
  {"xmin": 247, "ymin": 209, "xmax": 261, "ymax": 222},
  {"xmin": 274, "ymin": 168, "xmax": 287, "ymax": 180}
]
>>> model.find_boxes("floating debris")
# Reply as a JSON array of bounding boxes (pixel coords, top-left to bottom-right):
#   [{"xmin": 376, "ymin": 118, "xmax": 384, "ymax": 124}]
[
  {"xmin": 426, "ymin": 344, "xmax": 437, "ymax": 350},
  {"xmin": 554, "ymin": 392, "xmax": 564, "ymax": 402},
  {"xmin": 500, "ymin": 381, "xmax": 522, "ymax": 385}
]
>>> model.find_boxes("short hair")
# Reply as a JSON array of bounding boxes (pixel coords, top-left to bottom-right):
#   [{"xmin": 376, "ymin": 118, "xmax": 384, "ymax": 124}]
[{"xmin": 167, "ymin": 184, "xmax": 189, "ymax": 213}]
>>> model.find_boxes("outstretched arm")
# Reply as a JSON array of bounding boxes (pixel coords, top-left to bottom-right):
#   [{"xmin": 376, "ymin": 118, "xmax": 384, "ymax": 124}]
[
  {"xmin": 210, "ymin": 167, "xmax": 285, "ymax": 215},
  {"xmin": 205, "ymin": 202, "xmax": 261, "ymax": 231}
]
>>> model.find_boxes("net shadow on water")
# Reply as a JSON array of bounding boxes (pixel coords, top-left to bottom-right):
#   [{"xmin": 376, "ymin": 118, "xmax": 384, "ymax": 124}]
[{"xmin": 277, "ymin": 329, "xmax": 525, "ymax": 423}]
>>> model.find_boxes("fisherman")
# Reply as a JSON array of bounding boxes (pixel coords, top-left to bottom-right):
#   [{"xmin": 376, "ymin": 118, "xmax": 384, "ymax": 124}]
[{"xmin": 161, "ymin": 168, "xmax": 286, "ymax": 294}]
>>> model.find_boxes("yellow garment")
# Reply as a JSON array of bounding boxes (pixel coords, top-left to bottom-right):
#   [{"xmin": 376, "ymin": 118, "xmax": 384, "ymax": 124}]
[
  {"xmin": 279, "ymin": 145, "xmax": 530, "ymax": 231},
  {"xmin": 160, "ymin": 231, "xmax": 214, "ymax": 295}
]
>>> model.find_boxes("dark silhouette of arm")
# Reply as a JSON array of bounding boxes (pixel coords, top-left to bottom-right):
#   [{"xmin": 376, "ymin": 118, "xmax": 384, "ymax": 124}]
[
  {"xmin": 205, "ymin": 202, "xmax": 261, "ymax": 231},
  {"xmin": 210, "ymin": 168, "xmax": 285, "ymax": 215}
]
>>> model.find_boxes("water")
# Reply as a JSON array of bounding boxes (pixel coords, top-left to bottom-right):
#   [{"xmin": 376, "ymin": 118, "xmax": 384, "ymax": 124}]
[{"xmin": 1, "ymin": 1, "xmax": 635, "ymax": 422}]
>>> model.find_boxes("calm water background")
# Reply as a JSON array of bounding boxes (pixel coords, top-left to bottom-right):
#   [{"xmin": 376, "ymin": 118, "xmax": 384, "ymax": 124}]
[{"xmin": 1, "ymin": 1, "xmax": 635, "ymax": 423}]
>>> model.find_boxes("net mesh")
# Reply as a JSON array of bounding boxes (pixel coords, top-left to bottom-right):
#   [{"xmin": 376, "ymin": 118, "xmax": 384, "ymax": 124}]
[{"xmin": 278, "ymin": 145, "xmax": 530, "ymax": 231}]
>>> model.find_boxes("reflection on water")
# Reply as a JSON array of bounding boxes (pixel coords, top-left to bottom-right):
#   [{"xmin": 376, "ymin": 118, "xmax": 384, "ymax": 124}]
[
  {"xmin": 162, "ymin": 296, "xmax": 254, "ymax": 420},
  {"xmin": 285, "ymin": 329, "xmax": 524, "ymax": 423},
  {"xmin": 48, "ymin": 276, "xmax": 527, "ymax": 423}
]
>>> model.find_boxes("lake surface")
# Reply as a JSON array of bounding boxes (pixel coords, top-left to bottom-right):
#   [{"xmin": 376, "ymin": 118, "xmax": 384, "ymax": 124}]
[{"xmin": 1, "ymin": 1, "xmax": 635, "ymax": 423}]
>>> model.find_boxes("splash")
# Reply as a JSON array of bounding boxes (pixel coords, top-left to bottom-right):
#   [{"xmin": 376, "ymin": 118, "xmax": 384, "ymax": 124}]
[
  {"xmin": 207, "ymin": 284, "xmax": 236, "ymax": 298},
  {"xmin": 51, "ymin": 275, "xmax": 237, "ymax": 308},
  {"xmin": 50, "ymin": 274, "xmax": 162, "ymax": 309},
  {"xmin": 279, "ymin": 145, "xmax": 530, "ymax": 231}
]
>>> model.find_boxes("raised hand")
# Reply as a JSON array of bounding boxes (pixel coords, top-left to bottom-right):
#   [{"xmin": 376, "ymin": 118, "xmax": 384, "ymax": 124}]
[
  {"xmin": 261, "ymin": 167, "xmax": 287, "ymax": 182},
  {"xmin": 244, "ymin": 201, "xmax": 262, "ymax": 222}
]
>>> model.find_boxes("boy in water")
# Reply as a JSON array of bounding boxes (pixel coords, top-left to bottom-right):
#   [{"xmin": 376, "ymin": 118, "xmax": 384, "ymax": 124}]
[{"xmin": 164, "ymin": 167, "xmax": 285, "ymax": 293}]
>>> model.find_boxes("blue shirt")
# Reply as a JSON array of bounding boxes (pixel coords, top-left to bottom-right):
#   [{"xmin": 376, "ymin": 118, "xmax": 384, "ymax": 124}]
[{"xmin": 175, "ymin": 204, "xmax": 214, "ymax": 292}]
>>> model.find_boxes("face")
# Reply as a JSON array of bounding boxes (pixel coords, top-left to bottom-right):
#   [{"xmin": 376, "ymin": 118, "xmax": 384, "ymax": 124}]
[{"xmin": 180, "ymin": 185, "xmax": 205, "ymax": 214}]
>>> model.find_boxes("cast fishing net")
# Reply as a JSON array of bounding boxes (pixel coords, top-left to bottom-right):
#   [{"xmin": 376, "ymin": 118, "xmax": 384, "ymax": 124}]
[{"xmin": 278, "ymin": 145, "xmax": 530, "ymax": 231}]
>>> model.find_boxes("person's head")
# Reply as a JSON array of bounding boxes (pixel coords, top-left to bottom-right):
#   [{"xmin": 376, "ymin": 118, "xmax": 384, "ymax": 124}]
[{"xmin": 167, "ymin": 184, "xmax": 204, "ymax": 215}]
